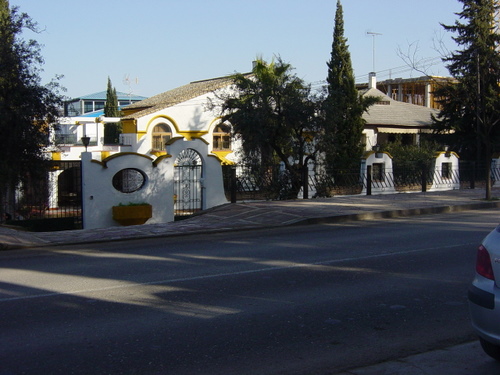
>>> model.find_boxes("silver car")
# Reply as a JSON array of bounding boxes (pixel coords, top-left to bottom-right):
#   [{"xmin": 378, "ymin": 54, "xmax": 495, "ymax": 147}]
[{"xmin": 469, "ymin": 225, "xmax": 500, "ymax": 360}]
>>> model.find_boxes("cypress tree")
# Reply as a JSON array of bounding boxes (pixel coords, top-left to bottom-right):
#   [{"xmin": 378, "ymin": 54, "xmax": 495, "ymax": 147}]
[
  {"xmin": 322, "ymin": 0, "xmax": 377, "ymax": 173},
  {"xmin": 104, "ymin": 77, "xmax": 119, "ymax": 117},
  {"xmin": 103, "ymin": 77, "xmax": 121, "ymax": 144}
]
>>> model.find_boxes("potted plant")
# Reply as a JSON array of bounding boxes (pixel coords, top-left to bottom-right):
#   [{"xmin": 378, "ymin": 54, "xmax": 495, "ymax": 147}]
[{"xmin": 112, "ymin": 202, "xmax": 152, "ymax": 226}]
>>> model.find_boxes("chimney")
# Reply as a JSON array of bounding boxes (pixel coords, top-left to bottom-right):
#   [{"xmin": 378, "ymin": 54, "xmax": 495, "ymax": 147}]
[{"xmin": 368, "ymin": 72, "xmax": 377, "ymax": 89}]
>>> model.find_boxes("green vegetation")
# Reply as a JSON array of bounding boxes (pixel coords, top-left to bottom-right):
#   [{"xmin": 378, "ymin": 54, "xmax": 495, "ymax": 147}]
[
  {"xmin": 213, "ymin": 57, "xmax": 321, "ymax": 198},
  {"xmin": 0, "ymin": 0, "xmax": 64, "ymax": 220},
  {"xmin": 434, "ymin": 0, "xmax": 500, "ymax": 199},
  {"xmin": 321, "ymin": 0, "xmax": 378, "ymax": 172},
  {"xmin": 103, "ymin": 77, "xmax": 122, "ymax": 144}
]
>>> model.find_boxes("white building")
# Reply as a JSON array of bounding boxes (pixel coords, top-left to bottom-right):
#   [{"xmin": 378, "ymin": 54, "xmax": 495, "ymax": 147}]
[
  {"xmin": 46, "ymin": 72, "xmax": 447, "ymax": 229},
  {"xmin": 360, "ymin": 73, "xmax": 440, "ymax": 151},
  {"xmin": 50, "ymin": 76, "xmax": 242, "ymax": 229}
]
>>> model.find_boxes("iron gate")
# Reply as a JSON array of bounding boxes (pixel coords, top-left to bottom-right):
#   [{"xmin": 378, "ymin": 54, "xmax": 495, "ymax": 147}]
[
  {"xmin": 6, "ymin": 160, "xmax": 82, "ymax": 231},
  {"xmin": 174, "ymin": 149, "xmax": 203, "ymax": 219}
]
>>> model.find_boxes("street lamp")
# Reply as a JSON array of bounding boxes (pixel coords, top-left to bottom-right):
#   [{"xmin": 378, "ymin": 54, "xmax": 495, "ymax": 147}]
[{"xmin": 81, "ymin": 136, "xmax": 90, "ymax": 152}]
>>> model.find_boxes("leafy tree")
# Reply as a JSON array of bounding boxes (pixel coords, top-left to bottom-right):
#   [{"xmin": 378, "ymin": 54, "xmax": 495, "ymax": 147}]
[
  {"xmin": 103, "ymin": 77, "xmax": 121, "ymax": 144},
  {"xmin": 434, "ymin": 0, "xmax": 500, "ymax": 199},
  {"xmin": 383, "ymin": 137, "xmax": 439, "ymax": 165},
  {"xmin": 383, "ymin": 137, "xmax": 439, "ymax": 187},
  {"xmin": 0, "ymin": 0, "xmax": 64, "ymax": 220},
  {"xmin": 214, "ymin": 57, "xmax": 321, "ymax": 199},
  {"xmin": 322, "ymin": 0, "xmax": 378, "ymax": 173}
]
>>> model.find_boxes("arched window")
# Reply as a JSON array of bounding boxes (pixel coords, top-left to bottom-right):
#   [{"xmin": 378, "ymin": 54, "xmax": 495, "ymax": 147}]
[
  {"xmin": 212, "ymin": 124, "xmax": 231, "ymax": 151},
  {"xmin": 152, "ymin": 123, "xmax": 172, "ymax": 151}
]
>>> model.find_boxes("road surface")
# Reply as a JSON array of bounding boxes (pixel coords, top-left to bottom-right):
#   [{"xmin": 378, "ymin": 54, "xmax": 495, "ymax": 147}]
[{"xmin": 0, "ymin": 210, "xmax": 497, "ymax": 374}]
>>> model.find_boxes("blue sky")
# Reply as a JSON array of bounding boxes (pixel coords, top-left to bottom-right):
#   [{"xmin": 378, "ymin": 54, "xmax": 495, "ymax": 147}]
[{"xmin": 11, "ymin": 0, "xmax": 462, "ymax": 99}]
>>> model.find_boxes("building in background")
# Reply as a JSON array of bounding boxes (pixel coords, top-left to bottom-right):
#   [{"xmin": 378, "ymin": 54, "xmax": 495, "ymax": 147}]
[
  {"xmin": 64, "ymin": 91, "xmax": 147, "ymax": 117},
  {"xmin": 356, "ymin": 75, "xmax": 456, "ymax": 110}
]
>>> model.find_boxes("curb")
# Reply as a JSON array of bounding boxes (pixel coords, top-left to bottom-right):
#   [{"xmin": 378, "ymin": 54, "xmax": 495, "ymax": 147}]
[
  {"xmin": 1, "ymin": 200, "xmax": 499, "ymax": 250},
  {"xmin": 293, "ymin": 200, "xmax": 500, "ymax": 226}
]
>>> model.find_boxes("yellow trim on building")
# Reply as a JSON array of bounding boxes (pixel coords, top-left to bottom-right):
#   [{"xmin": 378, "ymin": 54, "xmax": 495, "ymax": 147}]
[
  {"xmin": 178, "ymin": 130, "xmax": 208, "ymax": 140},
  {"xmin": 435, "ymin": 151, "xmax": 459, "ymax": 158},
  {"xmin": 99, "ymin": 152, "xmax": 154, "ymax": 168},
  {"xmin": 207, "ymin": 117, "xmax": 224, "ymax": 132},
  {"xmin": 103, "ymin": 152, "xmax": 153, "ymax": 162},
  {"xmin": 122, "ymin": 118, "xmax": 137, "ymax": 133},
  {"xmin": 362, "ymin": 150, "xmax": 393, "ymax": 159},
  {"xmin": 150, "ymin": 150, "xmax": 168, "ymax": 157},
  {"xmin": 153, "ymin": 154, "xmax": 171, "ymax": 167},
  {"xmin": 212, "ymin": 150, "xmax": 235, "ymax": 165},
  {"xmin": 121, "ymin": 107, "xmax": 144, "ymax": 117},
  {"xmin": 166, "ymin": 136, "xmax": 185, "ymax": 146},
  {"xmin": 146, "ymin": 115, "xmax": 180, "ymax": 133},
  {"xmin": 51, "ymin": 152, "xmax": 61, "ymax": 161}
]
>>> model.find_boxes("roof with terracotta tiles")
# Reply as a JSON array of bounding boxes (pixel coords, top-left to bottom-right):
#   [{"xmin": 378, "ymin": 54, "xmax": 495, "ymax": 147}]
[{"xmin": 122, "ymin": 75, "xmax": 246, "ymax": 120}]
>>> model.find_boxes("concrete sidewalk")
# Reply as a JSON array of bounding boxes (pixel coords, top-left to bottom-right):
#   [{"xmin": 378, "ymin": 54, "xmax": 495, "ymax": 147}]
[
  {"xmin": 1, "ymin": 188, "xmax": 500, "ymax": 250},
  {"xmin": 337, "ymin": 340, "xmax": 500, "ymax": 375}
]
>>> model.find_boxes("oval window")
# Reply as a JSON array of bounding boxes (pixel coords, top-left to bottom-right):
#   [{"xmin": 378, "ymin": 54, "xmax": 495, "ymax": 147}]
[{"xmin": 112, "ymin": 168, "xmax": 146, "ymax": 193}]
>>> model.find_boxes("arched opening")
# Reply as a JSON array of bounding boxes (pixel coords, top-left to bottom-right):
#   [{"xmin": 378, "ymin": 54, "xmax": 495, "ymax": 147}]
[
  {"xmin": 152, "ymin": 123, "xmax": 172, "ymax": 151},
  {"xmin": 174, "ymin": 149, "xmax": 203, "ymax": 219}
]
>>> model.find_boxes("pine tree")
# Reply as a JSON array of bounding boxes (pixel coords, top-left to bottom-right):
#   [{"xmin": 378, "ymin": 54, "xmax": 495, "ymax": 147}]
[
  {"xmin": 435, "ymin": 0, "xmax": 500, "ymax": 199},
  {"xmin": 322, "ymin": 0, "xmax": 377, "ymax": 173},
  {"xmin": 0, "ymin": 0, "xmax": 63, "ymax": 219},
  {"xmin": 103, "ymin": 77, "xmax": 121, "ymax": 144}
]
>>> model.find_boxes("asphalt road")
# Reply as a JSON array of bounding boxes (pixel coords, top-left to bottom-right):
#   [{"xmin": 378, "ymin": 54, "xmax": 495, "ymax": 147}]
[{"xmin": 0, "ymin": 210, "xmax": 496, "ymax": 374}]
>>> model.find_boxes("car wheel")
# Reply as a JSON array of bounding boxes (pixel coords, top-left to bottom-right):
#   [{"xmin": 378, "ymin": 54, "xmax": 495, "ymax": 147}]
[{"xmin": 480, "ymin": 338, "xmax": 500, "ymax": 361}]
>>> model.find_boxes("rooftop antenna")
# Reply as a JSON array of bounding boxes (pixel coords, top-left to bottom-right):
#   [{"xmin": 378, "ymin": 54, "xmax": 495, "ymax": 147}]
[
  {"xmin": 123, "ymin": 74, "xmax": 139, "ymax": 104},
  {"xmin": 366, "ymin": 31, "xmax": 382, "ymax": 72}
]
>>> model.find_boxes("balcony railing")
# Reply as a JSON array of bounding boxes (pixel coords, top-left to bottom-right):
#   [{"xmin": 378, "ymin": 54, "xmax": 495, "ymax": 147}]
[{"xmin": 54, "ymin": 134, "xmax": 97, "ymax": 146}]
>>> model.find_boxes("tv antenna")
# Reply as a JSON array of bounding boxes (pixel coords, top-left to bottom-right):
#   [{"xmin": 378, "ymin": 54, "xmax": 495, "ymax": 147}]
[
  {"xmin": 123, "ymin": 74, "xmax": 139, "ymax": 103},
  {"xmin": 366, "ymin": 31, "xmax": 382, "ymax": 72}
]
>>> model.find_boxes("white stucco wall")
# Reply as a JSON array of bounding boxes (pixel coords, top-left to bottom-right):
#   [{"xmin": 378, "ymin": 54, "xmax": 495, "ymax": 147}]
[
  {"xmin": 361, "ymin": 151, "xmax": 396, "ymax": 194},
  {"xmin": 80, "ymin": 136, "xmax": 228, "ymax": 229},
  {"xmin": 429, "ymin": 151, "xmax": 460, "ymax": 191},
  {"xmin": 81, "ymin": 152, "xmax": 174, "ymax": 229}
]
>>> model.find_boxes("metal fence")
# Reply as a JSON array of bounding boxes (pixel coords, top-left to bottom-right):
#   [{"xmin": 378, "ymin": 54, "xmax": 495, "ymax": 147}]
[
  {"xmin": 5, "ymin": 160, "xmax": 82, "ymax": 231},
  {"xmin": 4, "ymin": 159, "xmax": 493, "ymax": 230},
  {"xmin": 222, "ymin": 164, "xmax": 302, "ymax": 201},
  {"xmin": 223, "ymin": 161, "xmax": 492, "ymax": 202}
]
